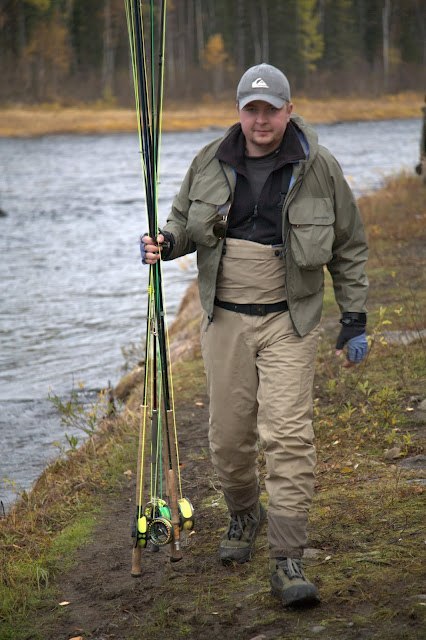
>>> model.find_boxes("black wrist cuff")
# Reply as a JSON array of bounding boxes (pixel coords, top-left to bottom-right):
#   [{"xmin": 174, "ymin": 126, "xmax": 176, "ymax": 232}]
[
  {"xmin": 340, "ymin": 312, "xmax": 367, "ymax": 327},
  {"xmin": 158, "ymin": 229, "xmax": 174, "ymax": 259}
]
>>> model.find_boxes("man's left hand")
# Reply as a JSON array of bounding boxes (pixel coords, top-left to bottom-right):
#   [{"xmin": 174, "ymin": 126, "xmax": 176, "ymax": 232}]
[
  {"xmin": 335, "ymin": 315, "xmax": 368, "ymax": 367},
  {"xmin": 336, "ymin": 332, "xmax": 368, "ymax": 368}
]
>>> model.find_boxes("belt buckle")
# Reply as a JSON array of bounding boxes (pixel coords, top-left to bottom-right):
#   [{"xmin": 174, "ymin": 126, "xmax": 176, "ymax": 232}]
[{"xmin": 251, "ymin": 304, "xmax": 266, "ymax": 316}]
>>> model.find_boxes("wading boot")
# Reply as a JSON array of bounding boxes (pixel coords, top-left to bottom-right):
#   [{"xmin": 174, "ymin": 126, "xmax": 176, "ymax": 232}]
[
  {"xmin": 270, "ymin": 557, "xmax": 320, "ymax": 607},
  {"xmin": 219, "ymin": 502, "xmax": 266, "ymax": 565}
]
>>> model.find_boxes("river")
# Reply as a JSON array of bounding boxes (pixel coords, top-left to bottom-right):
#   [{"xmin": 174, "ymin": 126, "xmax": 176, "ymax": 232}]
[{"xmin": 0, "ymin": 118, "xmax": 421, "ymax": 508}]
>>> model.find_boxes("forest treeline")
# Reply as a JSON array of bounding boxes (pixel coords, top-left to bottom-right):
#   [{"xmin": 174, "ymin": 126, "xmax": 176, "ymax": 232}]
[{"xmin": 1, "ymin": 0, "xmax": 425, "ymax": 105}]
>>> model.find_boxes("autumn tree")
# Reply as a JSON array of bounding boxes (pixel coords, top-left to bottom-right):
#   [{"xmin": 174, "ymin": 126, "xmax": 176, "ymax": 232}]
[{"xmin": 202, "ymin": 33, "xmax": 232, "ymax": 96}]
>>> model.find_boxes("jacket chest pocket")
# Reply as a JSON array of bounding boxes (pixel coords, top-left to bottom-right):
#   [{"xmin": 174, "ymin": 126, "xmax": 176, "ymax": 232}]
[
  {"xmin": 288, "ymin": 197, "xmax": 335, "ymax": 270},
  {"xmin": 187, "ymin": 174, "xmax": 230, "ymax": 247}
]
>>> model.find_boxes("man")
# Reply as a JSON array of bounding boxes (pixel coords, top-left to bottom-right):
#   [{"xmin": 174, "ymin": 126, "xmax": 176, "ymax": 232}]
[{"xmin": 141, "ymin": 63, "xmax": 368, "ymax": 607}]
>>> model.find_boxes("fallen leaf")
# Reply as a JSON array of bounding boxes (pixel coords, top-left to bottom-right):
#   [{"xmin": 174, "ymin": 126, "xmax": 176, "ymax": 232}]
[
  {"xmin": 58, "ymin": 601, "xmax": 70, "ymax": 606},
  {"xmin": 340, "ymin": 466, "xmax": 354, "ymax": 474},
  {"xmin": 123, "ymin": 470, "xmax": 132, "ymax": 477}
]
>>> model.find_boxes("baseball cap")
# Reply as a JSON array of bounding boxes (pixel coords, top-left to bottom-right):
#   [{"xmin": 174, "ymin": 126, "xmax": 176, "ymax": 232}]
[{"xmin": 237, "ymin": 63, "xmax": 291, "ymax": 109}]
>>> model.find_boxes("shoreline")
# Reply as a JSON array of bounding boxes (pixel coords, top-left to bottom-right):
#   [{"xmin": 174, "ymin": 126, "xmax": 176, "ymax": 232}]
[
  {"xmin": 0, "ymin": 92, "xmax": 423, "ymax": 137},
  {"xmin": 1, "ymin": 173, "xmax": 425, "ymax": 639}
]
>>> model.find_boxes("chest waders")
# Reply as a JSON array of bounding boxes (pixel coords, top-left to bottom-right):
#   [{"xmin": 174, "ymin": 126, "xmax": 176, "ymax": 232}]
[{"xmin": 202, "ymin": 240, "xmax": 320, "ymax": 558}]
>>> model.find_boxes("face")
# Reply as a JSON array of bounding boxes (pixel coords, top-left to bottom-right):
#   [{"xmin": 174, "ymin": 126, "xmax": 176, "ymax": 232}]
[{"xmin": 238, "ymin": 100, "xmax": 293, "ymax": 157}]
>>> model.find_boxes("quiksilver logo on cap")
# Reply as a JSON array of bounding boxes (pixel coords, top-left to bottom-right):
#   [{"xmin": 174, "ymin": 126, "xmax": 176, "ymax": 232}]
[{"xmin": 251, "ymin": 78, "xmax": 269, "ymax": 88}]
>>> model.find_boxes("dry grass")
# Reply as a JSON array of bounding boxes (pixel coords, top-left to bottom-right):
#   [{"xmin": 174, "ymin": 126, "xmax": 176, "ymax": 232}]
[
  {"xmin": 0, "ymin": 92, "xmax": 423, "ymax": 137},
  {"xmin": 0, "ymin": 175, "xmax": 424, "ymax": 640}
]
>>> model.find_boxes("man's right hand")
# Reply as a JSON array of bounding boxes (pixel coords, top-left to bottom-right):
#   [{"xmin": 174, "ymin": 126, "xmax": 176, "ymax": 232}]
[{"xmin": 140, "ymin": 233, "xmax": 165, "ymax": 264}]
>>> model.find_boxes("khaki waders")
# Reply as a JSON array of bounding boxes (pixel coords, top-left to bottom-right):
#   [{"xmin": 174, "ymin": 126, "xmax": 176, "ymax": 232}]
[{"xmin": 201, "ymin": 239, "xmax": 320, "ymax": 559}]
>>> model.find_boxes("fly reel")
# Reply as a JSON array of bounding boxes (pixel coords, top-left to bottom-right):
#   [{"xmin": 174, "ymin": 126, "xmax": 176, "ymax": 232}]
[
  {"xmin": 145, "ymin": 499, "xmax": 173, "ymax": 546},
  {"xmin": 140, "ymin": 497, "xmax": 194, "ymax": 546}
]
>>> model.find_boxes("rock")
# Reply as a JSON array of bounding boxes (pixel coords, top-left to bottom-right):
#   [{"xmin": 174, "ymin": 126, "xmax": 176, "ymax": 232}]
[
  {"xmin": 304, "ymin": 548, "xmax": 323, "ymax": 560},
  {"xmin": 412, "ymin": 594, "xmax": 426, "ymax": 602},
  {"xmin": 310, "ymin": 626, "xmax": 326, "ymax": 633},
  {"xmin": 418, "ymin": 399, "xmax": 426, "ymax": 411},
  {"xmin": 398, "ymin": 455, "xmax": 426, "ymax": 470},
  {"xmin": 384, "ymin": 447, "xmax": 402, "ymax": 460},
  {"xmin": 382, "ymin": 329, "xmax": 426, "ymax": 346}
]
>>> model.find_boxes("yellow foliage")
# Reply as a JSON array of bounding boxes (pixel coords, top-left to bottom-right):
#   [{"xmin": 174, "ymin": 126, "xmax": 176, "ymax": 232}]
[{"xmin": 202, "ymin": 34, "xmax": 228, "ymax": 70}]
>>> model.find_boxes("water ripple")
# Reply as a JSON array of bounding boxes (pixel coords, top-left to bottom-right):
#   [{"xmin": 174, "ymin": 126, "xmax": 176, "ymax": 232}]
[{"xmin": 0, "ymin": 120, "xmax": 421, "ymax": 505}]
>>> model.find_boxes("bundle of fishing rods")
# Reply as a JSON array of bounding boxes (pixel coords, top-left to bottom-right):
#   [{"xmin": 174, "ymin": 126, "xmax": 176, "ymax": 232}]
[{"xmin": 125, "ymin": 0, "xmax": 194, "ymax": 577}]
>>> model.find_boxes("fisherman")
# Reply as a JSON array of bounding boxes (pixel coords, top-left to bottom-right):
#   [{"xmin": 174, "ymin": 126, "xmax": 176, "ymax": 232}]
[{"xmin": 140, "ymin": 63, "xmax": 369, "ymax": 607}]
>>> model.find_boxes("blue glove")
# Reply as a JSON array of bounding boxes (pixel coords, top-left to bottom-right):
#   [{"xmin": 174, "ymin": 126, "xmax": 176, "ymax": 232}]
[{"xmin": 346, "ymin": 332, "xmax": 368, "ymax": 363}]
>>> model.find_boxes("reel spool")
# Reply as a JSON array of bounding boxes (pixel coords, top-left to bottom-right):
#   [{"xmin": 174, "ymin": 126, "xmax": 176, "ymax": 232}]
[
  {"xmin": 149, "ymin": 516, "xmax": 173, "ymax": 546},
  {"xmin": 144, "ymin": 499, "xmax": 173, "ymax": 546},
  {"xmin": 178, "ymin": 497, "xmax": 195, "ymax": 531}
]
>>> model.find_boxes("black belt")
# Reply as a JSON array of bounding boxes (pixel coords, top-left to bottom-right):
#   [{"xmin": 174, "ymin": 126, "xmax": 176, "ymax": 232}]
[{"xmin": 214, "ymin": 298, "xmax": 288, "ymax": 316}]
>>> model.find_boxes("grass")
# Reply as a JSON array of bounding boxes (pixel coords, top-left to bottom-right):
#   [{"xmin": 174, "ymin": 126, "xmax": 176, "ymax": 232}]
[
  {"xmin": 0, "ymin": 91, "xmax": 423, "ymax": 137},
  {"xmin": 0, "ymin": 409, "xmax": 137, "ymax": 639},
  {"xmin": 0, "ymin": 173, "xmax": 424, "ymax": 639}
]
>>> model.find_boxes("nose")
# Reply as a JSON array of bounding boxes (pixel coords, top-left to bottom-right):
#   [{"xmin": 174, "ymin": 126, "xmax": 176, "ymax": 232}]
[{"xmin": 255, "ymin": 109, "xmax": 268, "ymax": 124}]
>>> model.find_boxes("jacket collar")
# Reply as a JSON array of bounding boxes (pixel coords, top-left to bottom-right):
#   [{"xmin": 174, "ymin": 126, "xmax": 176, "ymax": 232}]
[{"xmin": 215, "ymin": 120, "xmax": 306, "ymax": 173}]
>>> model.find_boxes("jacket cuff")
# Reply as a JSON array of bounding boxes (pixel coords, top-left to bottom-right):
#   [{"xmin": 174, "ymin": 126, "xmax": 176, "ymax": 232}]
[
  {"xmin": 159, "ymin": 229, "xmax": 175, "ymax": 260},
  {"xmin": 341, "ymin": 312, "xmax": 367, "ymax": 327}
]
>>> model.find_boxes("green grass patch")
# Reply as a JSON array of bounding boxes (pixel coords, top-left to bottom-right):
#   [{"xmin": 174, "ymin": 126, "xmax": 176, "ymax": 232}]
[{"xmin": 0, "ymin": 173, "xmax": 424, "ymax": 640}]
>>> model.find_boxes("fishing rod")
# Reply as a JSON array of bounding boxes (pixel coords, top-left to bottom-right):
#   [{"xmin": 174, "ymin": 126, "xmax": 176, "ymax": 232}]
[{"xmin": 124, "ymin": 0, "xmax": 194, "ymax": 578}]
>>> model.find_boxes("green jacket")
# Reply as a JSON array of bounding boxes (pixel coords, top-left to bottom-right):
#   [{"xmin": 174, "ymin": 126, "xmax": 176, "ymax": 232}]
[{"xmin": 163, "ymin": 115, "xmax": 368, "ymax": 336}]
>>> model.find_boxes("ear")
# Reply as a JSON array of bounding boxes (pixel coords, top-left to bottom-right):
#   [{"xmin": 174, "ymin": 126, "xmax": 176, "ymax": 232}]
[
  {"xmin": 236, "ymin": 101, "xmax": 240, "ymax": 115},
  {"xmin": 286, "ymin": 102, "xmax": 294, "ymax": 120}
]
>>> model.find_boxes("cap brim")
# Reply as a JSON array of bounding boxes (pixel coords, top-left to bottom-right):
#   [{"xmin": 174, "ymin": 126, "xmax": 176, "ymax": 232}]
[{"xmin": 238, "ymin": 94, "xmax": 286, "ymax": 109}]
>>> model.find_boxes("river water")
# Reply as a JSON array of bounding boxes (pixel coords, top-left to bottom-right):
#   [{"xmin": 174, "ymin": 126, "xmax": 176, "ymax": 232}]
[{"xmin": 0, "ymin": 118, "xmax": 421, "ymax": 508}]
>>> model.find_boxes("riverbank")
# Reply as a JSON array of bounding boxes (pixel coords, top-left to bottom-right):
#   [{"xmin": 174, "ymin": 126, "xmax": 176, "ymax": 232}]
[
  {"xmin": 1, "ymin": 174, "xmax": 425, "ymax": 640},
  {"xmin": 0, "ymin": 92, "xmax": 423, "ymax": 137}
]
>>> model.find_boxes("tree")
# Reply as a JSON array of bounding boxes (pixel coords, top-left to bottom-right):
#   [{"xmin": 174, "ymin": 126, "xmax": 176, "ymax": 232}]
[
  {"xmin": 23, "ymin": 10, "xmax": 71, "ymax": 100},
  {"xmin": 202, "ymin": 32, "xmax": 230, "ymax": 95},
  {"xmin": 297, "ymin": 0, "xmax": 324, "ymax": 79}
]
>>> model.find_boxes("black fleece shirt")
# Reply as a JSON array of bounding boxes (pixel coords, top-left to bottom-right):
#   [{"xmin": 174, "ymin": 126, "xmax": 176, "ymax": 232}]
[{"xmin": 215, "ymin": 121, "xmax": 305, "ymax": 245}]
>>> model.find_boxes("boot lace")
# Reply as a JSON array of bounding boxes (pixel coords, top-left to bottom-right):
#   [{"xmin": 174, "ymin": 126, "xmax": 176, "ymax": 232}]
[
  {"xmin": 278, "ymin": 557, "xmax": 305, "ymax": 580},
  {"xmin": 227, "ymin": 512, "xmax": 257, "ymax": 540}
]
